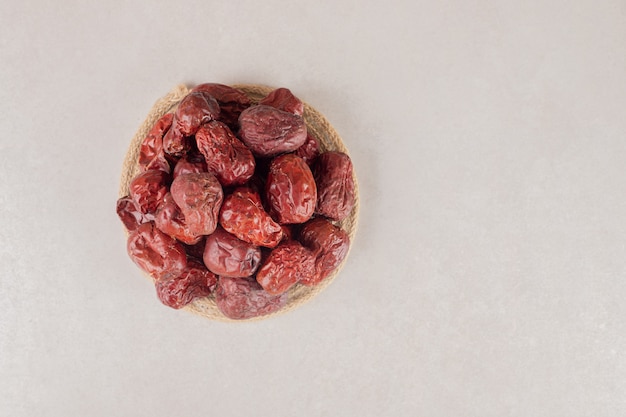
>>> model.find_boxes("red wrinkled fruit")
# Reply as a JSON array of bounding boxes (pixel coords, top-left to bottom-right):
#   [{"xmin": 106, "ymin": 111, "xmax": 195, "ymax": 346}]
[
  {"xmin": 266, "ymin": 153, "xmax": 317, "ymax": 224},
  {"xmin": 163, "ymin": 120, "xmax": 191, "ymax": 159},
  {"xmin": 298, "ymin": 217, "xmax": 350, "ymax": 286},
  {"xmin": 127, "ymin": 222, "xmax": 187, "ymax": 280},
  {"xmin": 170, "ymin": 172, "xmax": 223, "ymax": 237},
  {"xmin": 116, "ymin": 195, "xmax": 147, "ymax": 231},
  {"xmin": 173, "ymin": 155, "xmax": 206, "ymax": 179},
  {"xmin": 162, "ymin": 123, "xmax": 188, "ymax": 157},
  {"xmin": 203, "ymin": 226, "xmax": 261, "ymax": 278},
  {"xmin": 216, "ymin": 276, "xmax": 287, "ymax": 320},
  {"xmin": 155, "ymin": 260, "xmax": 217, "ymax": 309},
  {"xmin": 154, "ymin": 193, "xmax": 202, "ymax": 245},
  {"xmin": 238, "ymin": 105, "xmax": 307, "ymax": 157},
  {"xmin": 314, "ymin": 151, "xmax": 356, "ymax": 221},
  {"xmin": 138, "ymin": 113, "xmax": 173, "ymax": 173},
  {"xmin": 129, "ymin": 169, "xmax": 169, "ymax": 221},
  {"xmin": 220, "ymin": 187, "xmax": 283, "ymax": 248},
  {"xmin": 256, "ymin": 241, "xmax": 316, "ymax": 295},
  {"xmin": 175, "ymin": 91, "xmax": 220, "ymax": 136},
  {"xmin": 195, "ymin": 121, "xmax": 255, "ymax": 186},
  {"xmin": 294, "ymin": 133, "xmax": 320, "ymax": 166},
  {"xmin": 258, "ymin": 87, "xmax": 304, "ymax": 116},
  {"xmin": 191, "ymin": 83, "xmax": 250, "ymax": 130}
]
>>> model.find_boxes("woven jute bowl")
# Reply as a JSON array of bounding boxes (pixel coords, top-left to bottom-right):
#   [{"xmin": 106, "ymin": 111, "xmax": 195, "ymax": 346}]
[{"xmin": 119, "ymin": 84, "xmax": 359, "ymax": 322}]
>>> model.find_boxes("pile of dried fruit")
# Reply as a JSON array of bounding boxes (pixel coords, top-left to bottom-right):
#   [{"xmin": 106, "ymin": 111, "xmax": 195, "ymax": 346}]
[{"xmin": 117, "ymin": 84, "xmax": 356, "ymax": 320}]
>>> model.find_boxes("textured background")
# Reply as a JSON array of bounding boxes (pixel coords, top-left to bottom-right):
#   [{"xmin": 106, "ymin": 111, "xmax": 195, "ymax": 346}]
[{"xmin": 1, "ymin": 1, "xmax": 626, "ymax": 416}]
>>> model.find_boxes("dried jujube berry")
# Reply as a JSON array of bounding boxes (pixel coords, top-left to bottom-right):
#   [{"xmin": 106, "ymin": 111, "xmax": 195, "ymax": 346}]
[
  {"xmin": 298, "ymin": 217, "xmax": 350, "ymax": 286},
  {"xmin": 170, "ymin": 172, "xmax": 223, "ymax": 237},
  {"xmin": 127, "ymin": 222, "xmax": 187, "ymax": 280},
  {"xmin": 162, "ymin": 123, "xmax": 188, "ymax": 157},
  {"xmin": 255, "ymin": 240, "xmax": 316, "ymax": 295},
  {"xmin": 203, "ymin": 226, "xmax": 261, "ymax": 278},
  {"xmin": 154, "ymin": 193, "xmax": 203, "ymax": 245},
  {"xmin": 138, "ymin": 113, "xmax": 173, "ymax": 173},
  {"xmin": 314, "ymin": 151, "xmax": 355, "ymax": 221},
  {"xmin": 129, "ymin": 169, "xmax": 169, "ymax": 221},
  {"xmin": 172, "ymin": 155, "xmax": 206, "ymax": 179},
  {"xmin": 294, "ymin": 133, "xmax": 320, "ymax": 166},
  {"xmin": 266, "ymin": 153, "xmax": 317, "ymax": 224},
  {"xmin": 258, "ymin": 87, "xmax": 304, "ymax": 116},
  {"xmin": 191, "ymin": 83, "xmax": 251, "ymax": 130},
  {"xmin": 174, "ymin": 91, "xmax": 220, "ymax": 136},
  {"xmin": 156, "ymin": 260, "xmax": 217, "ymax": 309},
  {"xmin": 116, "ymin": 196, "xmax": 147, "ymax": 231},
  {"xmin": 215, "ymin": 276, "xmax": 287, "ymax": 320},
  {"xmin": 219, "ymin": 187, "xmax": 283, "ymax": 248},
  {"xmin": 238, "ymin": 105, "xmax": 307, "ymax": 157},
  {"xmin": 195, "ymin": 121, "xmax": 255, "ymax": 186}
]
